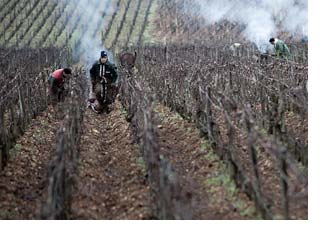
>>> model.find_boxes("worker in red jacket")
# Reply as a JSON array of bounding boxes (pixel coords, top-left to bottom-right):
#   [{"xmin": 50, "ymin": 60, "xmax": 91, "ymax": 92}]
[{"xmin": 48, "ymin": 68, "xmax": 72, "ymax": 102}]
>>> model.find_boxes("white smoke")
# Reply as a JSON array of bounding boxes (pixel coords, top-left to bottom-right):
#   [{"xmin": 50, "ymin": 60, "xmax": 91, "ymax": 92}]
[
  {"xmin": 67, "ymin": 0, "xmax": 115, "ymax": 65},
  {"xmin": 186, "ymin": 0, "xmax": 308, "ymax": 49}
]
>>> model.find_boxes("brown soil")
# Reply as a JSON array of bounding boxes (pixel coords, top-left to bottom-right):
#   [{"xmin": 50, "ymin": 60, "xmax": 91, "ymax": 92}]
[
  {"xmin": 69, "ymin": 101, "xmax": 153, "ymax": 219},
  {"xmin": 0, "ymin": 106, "xmax": 61, "ymax": 219},
  {"xmin": 0, "ymin": 99, "xmax": 305, "ymax": 220},
  {"xmin": 214, "ymin": 107, "xmax": 308, "ymax": 219},
  {"xmin": 155, "ymin": 104, "xmax": 256, "ymax": 219}
]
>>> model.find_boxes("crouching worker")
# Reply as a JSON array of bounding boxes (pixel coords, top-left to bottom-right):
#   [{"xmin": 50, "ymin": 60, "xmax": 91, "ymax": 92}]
[
  {"xmin": 48, "ymin": 68, "xmax": 72, "ymax": 102},
  {"xmin": 269, "ymin": 38, "xmax": 292, "ymax": 60},
  {"xmin": 88, "ymin": 50, "xmax": 118, "ymax": 113}
]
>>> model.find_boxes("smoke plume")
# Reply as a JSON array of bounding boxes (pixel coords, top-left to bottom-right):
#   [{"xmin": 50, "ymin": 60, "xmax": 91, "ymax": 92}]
[
  {"xmin": 67, "ymin": 0, "xmax": 115, "ymax": 65},
  {"xmin": 186, "ymin": 0, "xmax": 308, "ymax": 49}
]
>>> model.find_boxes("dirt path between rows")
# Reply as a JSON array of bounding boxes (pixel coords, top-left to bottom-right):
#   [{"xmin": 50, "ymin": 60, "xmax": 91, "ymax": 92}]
[
  {"xmin": 0, "ymin": 100, "xmax": 258, "ymax": 220},
  {"xmin": 70, "ymin": 101, "xmax": 153, "ymax": 219},
  {"xmin": 155, "ymin": 104, "xmax": 257, "ymax": 219},
  {"xmin": 0, "ymin": 106, "xmax": 61, "ymax": 219}
]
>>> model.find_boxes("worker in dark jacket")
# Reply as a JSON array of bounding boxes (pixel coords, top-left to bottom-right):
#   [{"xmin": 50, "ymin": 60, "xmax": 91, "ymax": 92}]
[
  {"xmin": 89, "ymin": 50, "xmax": 118, "ymax": 113},
  {"xmin": 48, "ymin": 68, "xmax": 72, "ymax": 102}
]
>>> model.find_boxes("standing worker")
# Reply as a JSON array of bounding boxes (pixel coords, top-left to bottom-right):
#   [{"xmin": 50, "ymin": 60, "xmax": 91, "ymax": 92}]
[
  {"xmin": 89, "ymin": 51, "xmax": 118, "ymax": 113},
  {"xmin": 269, "ymin": 38, "xmax": 292, "ymax": 60}
]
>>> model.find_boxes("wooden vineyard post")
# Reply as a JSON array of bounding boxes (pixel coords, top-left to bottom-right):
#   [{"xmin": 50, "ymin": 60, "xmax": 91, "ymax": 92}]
[
  {"xmin": 245, "ymin": 111, "xmax": 272, "ymax": 219},
  {"xmin": 271, "ymin": 143, "xmax": 289, "ymax": 219},
  {"xmin": 0, "ymin": 106, "xmax": 7, "ymax": 170},
  {"xmin": 279, "ymin": 148, "xmax": 289, "ymax": 219},
  {"xmin": 205, "ymin": 86, "xmax": 221, "ymax": 151}
]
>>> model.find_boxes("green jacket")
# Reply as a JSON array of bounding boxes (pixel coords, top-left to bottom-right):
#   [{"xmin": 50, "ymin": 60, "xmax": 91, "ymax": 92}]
[{"xmin": 274, "ymin": 39, "xmax": 292, "ymax": 60}]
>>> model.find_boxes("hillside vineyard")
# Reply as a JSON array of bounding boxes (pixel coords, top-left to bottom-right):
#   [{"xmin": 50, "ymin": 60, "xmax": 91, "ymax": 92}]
[{"xmin": 0, "ymin": 0, "xmax": 307, "ymax": 220}]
